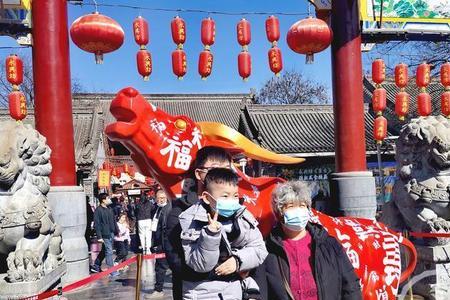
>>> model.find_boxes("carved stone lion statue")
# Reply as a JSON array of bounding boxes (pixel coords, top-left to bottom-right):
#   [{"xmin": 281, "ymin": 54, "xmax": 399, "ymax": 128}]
[
  {"xmin": 381, "ymin": 115, "xmax": 450, "ymax": 246},
  {"xmin": 0, "ymin": 121, "xmax": 64, "ymax": 282}
]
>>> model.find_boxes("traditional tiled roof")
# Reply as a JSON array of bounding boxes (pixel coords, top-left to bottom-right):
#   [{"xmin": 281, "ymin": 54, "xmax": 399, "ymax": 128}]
[
  {"xmin": 0, "ymin": 93, "xmax": 252, "ymax": 170},
  {"xmin": 73, "ymin": 93, "xmax": 252, "ymax": 159},
  {"xmin": 363, "ymin": 76, "xmax": 445, "ymax": 133},
  {"xmin": 1, "ymin": 88, "xmax": 401, "ymax": 168},
  {"xmin": 73, "ymin": 93, "xmax": 252, "ymax": 132},
  {"xmin": 0, "ymin": 105, "xmax": 103, "ymax": 168},
  {"xmin": 241, "ymin": 103, "xmax": 393, "ymax": 156}
]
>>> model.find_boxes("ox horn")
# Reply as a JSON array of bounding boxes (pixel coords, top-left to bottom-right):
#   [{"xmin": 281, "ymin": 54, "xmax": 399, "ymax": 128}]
[{"xmin": 198, "ymin": 122, "xmax": 305, "ymax": 164}]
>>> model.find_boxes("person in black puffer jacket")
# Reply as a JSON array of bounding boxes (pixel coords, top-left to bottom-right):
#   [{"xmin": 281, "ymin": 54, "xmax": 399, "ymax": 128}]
[
  {"xmin": 253, "ymin": 181, "xmax": 362, "ymax": 300},
  {"xmin": 136, "ymin": 193, "xmax": 153, "ymax": 254},
  {"xmin": 163, "ymin": 146, "xmax": 232, "ymax": 300}
]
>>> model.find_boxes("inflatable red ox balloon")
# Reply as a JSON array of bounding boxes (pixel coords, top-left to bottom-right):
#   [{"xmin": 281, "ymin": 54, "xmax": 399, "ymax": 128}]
[{"xmin": 105, "ymin": 87, "xmax": 417, "ymax": 299}]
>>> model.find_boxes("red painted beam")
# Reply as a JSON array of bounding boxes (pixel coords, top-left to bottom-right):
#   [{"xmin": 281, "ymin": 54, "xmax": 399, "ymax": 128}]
[
  {"xmin": 32, "ymin": 0, "xmax": 76, "ymax": 185},
  {"xmin": 331, "ymin": 0, "xmax": 367, "ymax": 172}
]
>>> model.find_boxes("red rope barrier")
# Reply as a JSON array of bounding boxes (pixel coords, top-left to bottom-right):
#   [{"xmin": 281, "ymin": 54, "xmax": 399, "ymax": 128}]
[
  {"xmin": 408, "ymin": 231, "xmax": 450, "ymax": 238},
  {"xmin": 19, "ymin": 253, "xmax": 166, "ymax": 300},
  {"xmin": 17, "ymin": 231, "xmax": 450, "ymax": 299}
]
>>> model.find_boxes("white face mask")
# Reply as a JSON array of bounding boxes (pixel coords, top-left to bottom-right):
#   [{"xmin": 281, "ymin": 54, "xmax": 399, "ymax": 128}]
[
  {"xmin": 104, "ymin": 198, "xmax": 112, "ymax": 206},
  {"xmin": 282, "ymin": 207, "xmax": 310, "ymax": 232},
  {"xmin": 157, "ymin": 202, "xmax": 167, "ymax": 208}
]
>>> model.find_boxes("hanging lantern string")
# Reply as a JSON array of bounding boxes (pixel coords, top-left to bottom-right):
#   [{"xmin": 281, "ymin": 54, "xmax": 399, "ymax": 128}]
[
  {"xmin": 367, "ymin": 50, "xmax": 426, "ymax": 58},
  {"xmin": 69, "ymin": 2, "xmax": 309, "ymax": 16},
  {"xmin": 91, "ymin": 0, "xmax": 98, "ymax": 12}
]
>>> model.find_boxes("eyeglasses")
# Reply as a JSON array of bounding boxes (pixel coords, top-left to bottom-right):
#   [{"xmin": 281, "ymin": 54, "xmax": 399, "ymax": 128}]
[
  {"xmin": 197, "ymin": 165, "xmax": 231, "ymax": 173},
  {"xmin": 204, "ymin": 192, "xmax": 241, "ymax": 202}
]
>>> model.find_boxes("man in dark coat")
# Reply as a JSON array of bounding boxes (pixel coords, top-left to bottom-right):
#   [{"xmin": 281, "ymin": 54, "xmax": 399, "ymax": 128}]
[
  {"xmin": 163, "ymin": 146, "xmax": 232, "ymax": 300},
  {"xmin": 149, "ymin": 189, "xmax": 172, "ymax": 297},
  {"xmin": 92, "ymin": 193, "xmax": 119, "ymax": 277}
]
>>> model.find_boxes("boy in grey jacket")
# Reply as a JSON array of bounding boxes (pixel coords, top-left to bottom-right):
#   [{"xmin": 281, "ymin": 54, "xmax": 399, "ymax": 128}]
[{"xmin": 179, "ymin": 168, "xmax": 268, "ymax": 300}]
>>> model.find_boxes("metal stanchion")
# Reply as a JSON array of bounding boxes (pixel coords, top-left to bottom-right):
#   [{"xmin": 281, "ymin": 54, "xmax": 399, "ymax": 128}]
[
  {"xmin": 135, "ymin": 253, "xmax": 143, "ymax": 300},
  {"xmin": 403, "ymin": 230, "xmax": 414, "ymax": 300}
]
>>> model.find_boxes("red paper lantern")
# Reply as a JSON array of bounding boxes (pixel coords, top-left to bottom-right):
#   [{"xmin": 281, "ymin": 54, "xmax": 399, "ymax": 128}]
[
  {"xmin": 441, "ymin": 91, "xmax": 450, "ymax": 118},
  {"xmin": 372, "ymin": 59, "xmax": 385, "ymax": 85},
  {"xmin": 394, "ymin": 63, "xmax": 408, "ymax": 89},
  {"xmin": 286, "ymin": 17, "xmax": 332, "ymax": 64},
  {"xmin": 372, "ymin": 88, "xmax": 387, "ymax": 115},
  {"xmin": 416, "ymin": 63, "xmax": 431, "ymax": 89},
  {"xmin": 373, "ymin": 116, "xmax": 387, "ymax": 144},
  {"xmin": 395, "ymin": 92, "xmax": 410, "ymax": 121},
  {"xmin": 441, "ymin": 62, "xmax": 450, "ymax": 87},
  {"xmin": 8, "ymin": 90, "xmax": 27, "ymax": 121},
  {"xmin": 5, "ymin": 54, "xmax": 23, "ymax": 89},
  {"xmin": 237, "ymin": 19, "xmax": 251, "ymax": 50},
  {"xmin": 417, "ymin": 92, "xmax": 432, "ymax": 116},
  {"xmin": 136, "ymin": 49, "xmax": 152, "ymax": 81},
  {"xmin": 268, "ymin": 47, "xmax": 283, "ymax": 76},
  {"xmin": 238, "ymin": 51, "xmax": 251, "ymax": 81},
  {"xmin": 201, "ymin": 17, "xmax": 215, "ymax": 49},
  {"xmin": 102, "ymin": 161, "xmax": 112, "ymax": 171},
  {"xmin": 171, "ymin": 16, "xmax": 186, "ymax": 48},
  {"xmin": 172, "ymin": 49, "xmax": 187, "ymax": 79},
  {"xmin": 198, "ymin": 50, "xmax": 213, "ymax": 80},
  {"xmin": 133, "ymin": 16, "xmax": 149, "ymax": 48},
  {"xmin": 112, "ymin": 167, "xmax": 117, "ymax": 177},
  {"xmin": 265, "ymin": 16, "xmax": 280, "ymax": 45},
  {"xmin": 70, "ymin": 12, "xmax": 124, "ymax": 64},
  {"xmin": 124, "ymin": 163, "xmax": 129, "ymax": 174}
]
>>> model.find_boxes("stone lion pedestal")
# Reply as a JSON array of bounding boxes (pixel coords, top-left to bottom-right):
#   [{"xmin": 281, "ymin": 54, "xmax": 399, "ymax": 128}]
[
  {"xmin": 381, "ymin": 116, "xmax": 450, "ymax": 299},
  {"xmin": 0, "ymin": 121, "xmax": 86, "ymax": 299}
]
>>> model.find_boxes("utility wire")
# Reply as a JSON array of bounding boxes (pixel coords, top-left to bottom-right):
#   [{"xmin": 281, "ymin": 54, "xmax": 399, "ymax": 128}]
[
  {"xmin": 0, "ymin": 46, "xmax": 30, "ymax": 50},
  {"xmin": 69, "ymin": 2, "xmax": 309, "ymax": 16}
]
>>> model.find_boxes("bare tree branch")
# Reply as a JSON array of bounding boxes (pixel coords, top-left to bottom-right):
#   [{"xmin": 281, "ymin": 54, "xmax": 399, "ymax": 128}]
[
  {"xmin": 368, "ymin": 41, "xmax": 450, "ymax": 75},
  {"xmin": 0, "ymin": 54, "xmax": 86, "ymax": 108},
  {"xmin": 255, "ymin": 69, "xmax": 329, "ymax": 105}
]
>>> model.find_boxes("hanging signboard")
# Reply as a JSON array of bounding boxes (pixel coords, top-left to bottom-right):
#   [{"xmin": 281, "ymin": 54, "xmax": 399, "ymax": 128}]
[
  {"xmin": 360, "ymin": 0, "xmax": 450, "ymax": 23},
  {"xmin": 367, "ymin": 162, "xmax": 396, "ymax": 204},
  {"xmin": 128, "ymin": 189, "xmax": 141, "ymax": 195},
  {"xmin": 98, "ymin": 169, "xmax": 111, "ymax": 188},
  {"xmin": 0, "ymin": 0, "xmax": 31, "ymax": 9}
]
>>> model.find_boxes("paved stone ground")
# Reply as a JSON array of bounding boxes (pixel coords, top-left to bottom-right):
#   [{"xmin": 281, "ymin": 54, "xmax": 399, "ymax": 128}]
[{"xmin": 64, "ymin": 260, "xmax": 173, "ymax": 300}]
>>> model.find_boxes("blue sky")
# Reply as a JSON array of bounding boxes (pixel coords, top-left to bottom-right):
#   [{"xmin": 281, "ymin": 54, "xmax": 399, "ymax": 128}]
[{"xmin": 1, "ymin": 0, "xmax": 341, "ymax": 95}]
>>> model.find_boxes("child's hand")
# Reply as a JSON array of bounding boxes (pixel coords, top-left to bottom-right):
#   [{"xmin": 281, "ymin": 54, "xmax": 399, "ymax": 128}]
[
  {"xmin": 215, "ymin": 257, "xmax": 238, "ymax": 276},
  {"xmin": 207, "ymin": 211, "xmax": 220, "ymax": 233}
]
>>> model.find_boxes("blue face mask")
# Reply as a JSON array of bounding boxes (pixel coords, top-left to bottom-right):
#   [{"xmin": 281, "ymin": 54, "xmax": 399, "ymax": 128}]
[
  {"xmin": 283, "ymin": 207, "xmax": 310, "ymax": 231},
  {"xmin": 216, "ymin": 198, "xmax": 242, "ymax": 218}
]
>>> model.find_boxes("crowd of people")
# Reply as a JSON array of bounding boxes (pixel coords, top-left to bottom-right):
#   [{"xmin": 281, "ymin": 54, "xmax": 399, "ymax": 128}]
[{"xmin": 87, "ymin": 146, "xmax": 363, "ymax": 300}]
